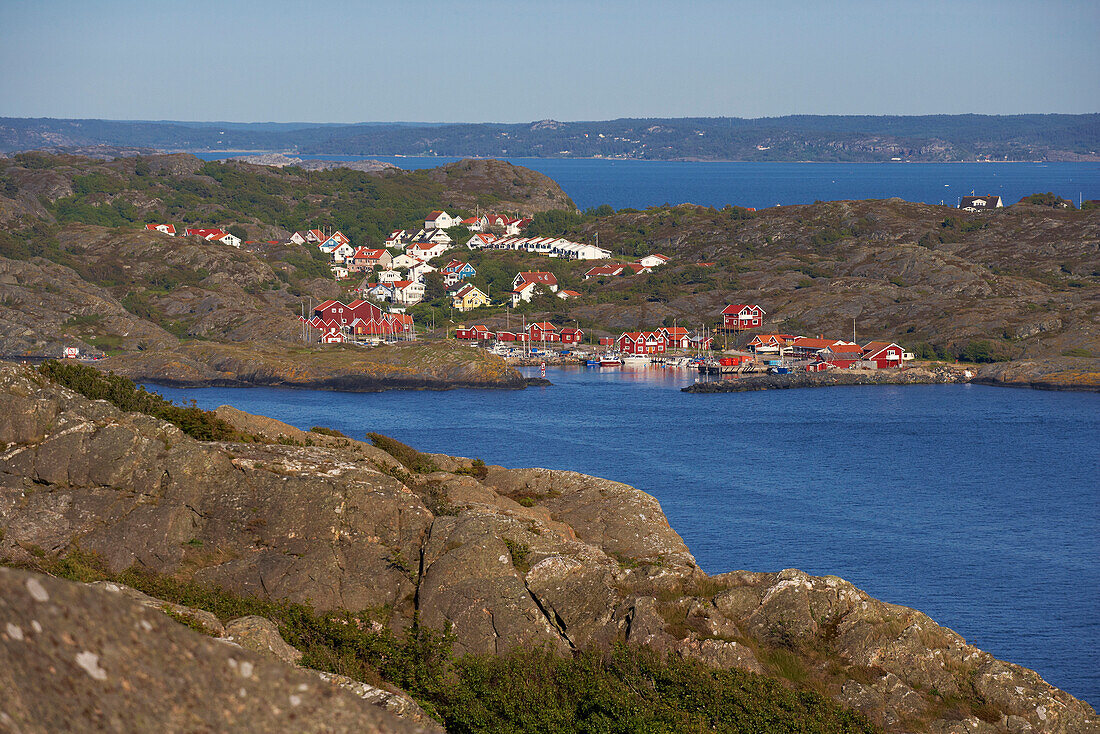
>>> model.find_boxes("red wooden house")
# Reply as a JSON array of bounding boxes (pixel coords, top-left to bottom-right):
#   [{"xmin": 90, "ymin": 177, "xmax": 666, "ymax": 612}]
[
  {"xmin": 721, "ymin": 304, "xmax": 765, "ymax": 330},
  {"xmin": 862, "ymin": 341, "xmax": 904, "ymax": 369},
  {"xmin": 659, "ymin": 327, "xmax": 689, "ymax": 349},
  {"xmin": 559, "ymin": 327, "xmax": 584, "ymax": 345},
  {"xmin": 617, "ymin": 331, "xmax": 667, "ymax": 355},
  {"xmin": 528, "ymin": 322, "xmax": 558, "ymax": 342},
  {"xmin": 455, "ymin": 324, "xmax": 495, "ymax": 340}
]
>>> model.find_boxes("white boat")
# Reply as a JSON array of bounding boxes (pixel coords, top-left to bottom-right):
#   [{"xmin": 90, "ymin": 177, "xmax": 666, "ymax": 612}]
[{"xmin": 621, "ymin": 354, "xmax": 650, "ymax": 365}]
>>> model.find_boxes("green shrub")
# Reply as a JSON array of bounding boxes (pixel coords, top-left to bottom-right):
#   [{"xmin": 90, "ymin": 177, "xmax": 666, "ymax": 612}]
[
  {"xmin": 366, "ymin": 432, "xmax": 438, "ymax": 473},
  {"xmin": 37, "ymin": 360, "xmax": 251, "ymax": 442},
  {"xmin": 310, "ymin": 426, "xmax": 348, "ymax": 438}
]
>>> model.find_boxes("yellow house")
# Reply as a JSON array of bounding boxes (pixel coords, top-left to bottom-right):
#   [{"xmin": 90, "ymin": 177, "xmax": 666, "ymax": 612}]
[{"xmin": 451, "ymin": 283, "xmax": 491, "ymax": 312}]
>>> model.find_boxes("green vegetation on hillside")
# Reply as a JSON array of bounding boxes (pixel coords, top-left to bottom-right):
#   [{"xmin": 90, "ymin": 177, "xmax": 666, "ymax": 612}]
[
  {"xmin": 38, "ymin": 360, "xmax": 252, "ymax": 441},
  {"xmin": 16, "ymin": 549, "xmax": 879, "ymax": 734}
]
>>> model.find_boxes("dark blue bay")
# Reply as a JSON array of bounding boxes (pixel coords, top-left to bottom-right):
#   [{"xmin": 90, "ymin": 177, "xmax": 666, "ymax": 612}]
[
  {"xmin": 197, "ymin": 152, "xmax": 1100, "ymax": 211},
  {"xmin": 149, "ymin": 369, "xmax": 1100, "ymax": 705}
]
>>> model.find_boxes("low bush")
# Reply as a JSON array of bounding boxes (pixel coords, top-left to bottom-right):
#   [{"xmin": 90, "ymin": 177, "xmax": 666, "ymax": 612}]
[
  {"xmin": 366, "ymin": 432, "xmax": 438, "ymax": 473},
  {"xmin": 37, "ymin": 360, "xmax": 252, "ymax": 442},
  {"xmin": 309, "ymin": 426, "xmax": 348, "ymax": 438}
]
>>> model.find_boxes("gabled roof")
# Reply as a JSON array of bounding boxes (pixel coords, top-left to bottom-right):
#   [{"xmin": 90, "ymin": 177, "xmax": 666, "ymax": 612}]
[
  {"xmin": 862, "ymin": 341, "xmax": 902, "ymax": 357},
  {"xmin": 560, "ymin": 327, "xmax": 582, "ymax": 335},
  {"xmin": 530, "ymin": 322, "xmax": 557, "ymax": 330},
  {"xmin": 185, "ymin": 227, "xmax": 227, "ymax": 239},
  {"xmin": 791, "ymin": 337, "xmax": 855, "ymax": 350},
  {"xmin": 314, "ymin": 299, "xmax": 340, "ymax": 311},
  {"xmin": 722, "ymin": 304, "xmax": 765, "ymax": 315},
  {"xmin": 559, "ymin": 290, "xmax": 581, "ymax": 297},
  {"xmin": 662, "ymin": 327, "xmax": 689, "ymax": 337},
  {"xmin": 586, "ymin": 264, "xmax": 623, "ymax": 276},
  {"xmin": 516, "ymin": 271, "xmax": 557, "ymax": 285},
  {"xmin": 960, "ymin": 195, "xmax": 1002, "ymax": 208},
  {"xmin": 353, "ymin": 248, "xmax": 387, "ymax": 259},
  {"xmin": 425, "ymin": 210, "xmax": 449, "ymax": 221},
  {"xmin": 145, "ymin": 224, "xmax": 176, "ymax": 234}
]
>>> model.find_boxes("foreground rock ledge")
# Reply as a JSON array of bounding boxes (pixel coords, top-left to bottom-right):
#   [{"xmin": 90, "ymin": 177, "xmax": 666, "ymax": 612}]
[
  {"xmin": 0, "ymin": 568, "xmax": 428, "ymax": 733},
  {"xmin": 0, "ymin": 363, "xmax": 1095, "ymax": 733}
]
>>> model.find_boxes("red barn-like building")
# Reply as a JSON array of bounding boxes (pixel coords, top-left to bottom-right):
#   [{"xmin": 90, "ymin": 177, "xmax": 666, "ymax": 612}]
[
  {"xmin": 862, "ymin": 341, "xmax": 904, "ymax": 369},
  {"xmin": 721, "ymin": 304, "xmax": 765, "ymax": 330},
  {"xmin": 617, "ymin": 331, "xmax": 667, "ymax": 355}
]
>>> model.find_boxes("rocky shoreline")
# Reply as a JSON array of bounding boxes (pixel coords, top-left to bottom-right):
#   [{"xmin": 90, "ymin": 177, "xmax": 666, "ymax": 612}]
[
  {"xmin": 683, "ymin": 365, "xmax": 970, "ymax": 393},
  {"xmin": 0, "ymin": 362, "xmax": 1096, "ymax": 732},
  {"xmin": 89, "ymin": 340, "xmax": 532, "ymax": 392},
  {"xmin": 684, "ymin": 358, "xmax": 1100, "ymax": 393}
]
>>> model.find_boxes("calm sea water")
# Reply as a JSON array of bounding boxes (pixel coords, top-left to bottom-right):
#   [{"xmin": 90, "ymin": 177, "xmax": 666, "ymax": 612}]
[
  {"xmin": 198, "ymin": 152, "xmax": 1100, "ymax": 211},
  {"xmin": 150, "ymin": 369, "xmax": 1100, "ymax": 706}
]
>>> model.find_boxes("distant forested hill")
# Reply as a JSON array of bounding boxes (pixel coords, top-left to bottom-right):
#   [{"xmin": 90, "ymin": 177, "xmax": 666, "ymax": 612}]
[{"xmin": 2, "ymin": 114, "xmax": 1097, "ymax": 161}]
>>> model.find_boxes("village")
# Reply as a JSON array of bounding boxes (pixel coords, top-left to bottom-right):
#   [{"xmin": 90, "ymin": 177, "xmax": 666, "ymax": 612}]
[{"xmin": 141, "ymin": 205, "xmax": 919, "ymax": 376}]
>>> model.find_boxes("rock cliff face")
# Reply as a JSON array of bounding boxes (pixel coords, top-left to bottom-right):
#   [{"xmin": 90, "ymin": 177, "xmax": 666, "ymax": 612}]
[{"xmin": 0, "ymin": 363, "xmax": 1095, "ymax": 733}]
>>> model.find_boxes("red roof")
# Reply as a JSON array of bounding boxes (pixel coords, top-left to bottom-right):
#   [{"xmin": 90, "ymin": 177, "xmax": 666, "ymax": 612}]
[
  {"xmin": 663, "ymin": 327, "xmax": 689, "ymax": 337},
  {"xmin": 392, "ymin": 280, "xmax": 414, "ymax": 289},
  {"xmin": 517, "ymin": 271, "xmax": 557, "ymax": 286},
  {"xmin": 530, "ymin": 322, "xmax": 557, "ymax": 330},
  {"xmin": 559, "ymin": 290, "xmax": 581, "ymax": 297},
  {"xmin": 185, "ymin": 228, "xmax": 226, "ymax": 239},
  {"xmin": 722, "ymin": 304, "xmax": 764, "ymax": 315},
  {"xmin": 586, "ymin": 265, "xmax": 623, "ymax": 276},
  {"xmin": 862, "ymin": 341, "xmax": 902, "ymax": 358},
  {"xmin": 314, "ymin": 299, "xmax": 339, "ymax": 311},
  {"xmin": 145, "ymin": 224, "xmax": 176, "ymax": 234},
  {"xmin": 792, "ymin": 337, "xmax": 853, "ymax": 350},
  {"xmin": 353, "ymin": 248, "xmax": 386, "ymax": 259},
  {"xmin": 425, "ymin": 211, "xmax": 447, "ymax": 221}
]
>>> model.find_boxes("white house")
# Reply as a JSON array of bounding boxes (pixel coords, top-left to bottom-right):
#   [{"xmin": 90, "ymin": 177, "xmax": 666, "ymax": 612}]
[
  {"xmin": 405, "ymin": 242, "xmax": 449, "ymax": 261},
  {"xmin": 289, "ymin": 231, "xmax": 308, "ymax": 245},
  {"xmin": 385, "ymin": 229, "xmax": 411, "ymax": 248},
  {"xmin": 461, "ymin": 215, "xmax": 488, "ymax": 232},
  {"xmin": 409, "ymin": 228, "xmax": 452, "ymax": 245},
  {"xmin": 510, "ymin": 271, "xmax": 558, "ymax": 306},
  {"xmin": 322, "ymin": 242, "xmax": 356, "ymax": 263},
  {"xmin": 389, "ymin": 280, "xmax": 426, "ymax": 305},
  {"xmin": 637, "ymin": 253, "xmax": 670, "ymax": 268},
  {"xmin": 960, "ymin": 196, "xmax": 1003, "ymax": 212},
  {"xmin": 407, "ymin": 261, "xmax": 437, "ymax": 283},
  {"xmin": 424, "ymin": 211, "xmax": 456, "ymax": 230},
  {"xmin": 330, "ymin": 265, "xmax": 349, "ymax": 280},
  {"xmin": 390, "ymin": 253, "xmax": 424, "ymax": 270},
  {"xmin": 466, "ymin": 233, "xmax": 498, "ymax": 250},
  {"xmin": 214, "ymin": 232, "xmax": 242, "ymax": 248},
  {"xmin": 145, "ymin": 224, "xmax": 176, "ymax": 236},
  {"xmin": 376, "ymin": 269, "xmax": 404, "ymax": 283}
]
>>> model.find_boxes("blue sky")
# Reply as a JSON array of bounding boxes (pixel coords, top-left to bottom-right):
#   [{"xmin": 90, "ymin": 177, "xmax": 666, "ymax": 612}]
[{"xmin": 1, "ymin": 0, "xmax": 1097, "ymax": 123}]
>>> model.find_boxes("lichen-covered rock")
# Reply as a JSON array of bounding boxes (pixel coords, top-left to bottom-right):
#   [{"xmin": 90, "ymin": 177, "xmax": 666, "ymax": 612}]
[
  {"xmin": 90, "ymin": 580, "xmax": 225, "ymax": 637},
  {"xmin": 0, "ymin": 568, "xmax": 428, "ymax": 733},
  {"xmin": 224, "ymin": 615, "xmax": 302, "ymax": 664}
]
